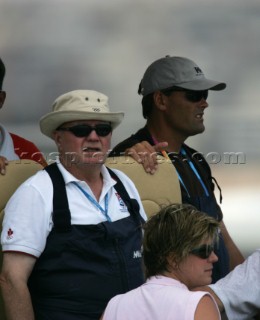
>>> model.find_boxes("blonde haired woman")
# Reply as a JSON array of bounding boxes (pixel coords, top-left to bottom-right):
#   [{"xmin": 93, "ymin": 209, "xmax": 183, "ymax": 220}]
[{"xmin": 101, "ymin": 203, "xmax": 221, "ymax": 320}]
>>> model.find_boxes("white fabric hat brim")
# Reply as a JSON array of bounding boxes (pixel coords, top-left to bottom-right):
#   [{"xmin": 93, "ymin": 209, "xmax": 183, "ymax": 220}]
[{"xmin": 40, "ymin": 110, "xmax": 124, "ymax": 139}]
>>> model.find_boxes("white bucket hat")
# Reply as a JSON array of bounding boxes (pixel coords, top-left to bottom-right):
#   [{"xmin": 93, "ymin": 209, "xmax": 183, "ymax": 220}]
[{"xmin": 40, "ymin": 90, "xmax": 124, "ymax": 139}]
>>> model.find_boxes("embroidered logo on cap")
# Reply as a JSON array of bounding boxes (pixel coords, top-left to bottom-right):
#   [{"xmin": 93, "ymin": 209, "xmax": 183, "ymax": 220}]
[
  {"xmin": 92, "ymin": 107, "xmax": 101, "ymax": 112},
  {"xmin": 194, "ymin": 66, "xmax": 203, "ymax": 75}
]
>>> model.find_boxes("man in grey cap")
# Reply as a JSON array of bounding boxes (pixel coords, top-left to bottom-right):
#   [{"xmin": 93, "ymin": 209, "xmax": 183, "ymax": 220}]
[{"xmin": 110, "ymin": 55, "xmax": 244, "ymax": 283}]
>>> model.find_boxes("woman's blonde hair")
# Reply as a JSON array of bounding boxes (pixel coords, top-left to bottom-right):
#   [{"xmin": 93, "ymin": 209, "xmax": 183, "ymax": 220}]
[{"xmin": 143, "ymin": 203, "xmax": 219, "ymax": 278}]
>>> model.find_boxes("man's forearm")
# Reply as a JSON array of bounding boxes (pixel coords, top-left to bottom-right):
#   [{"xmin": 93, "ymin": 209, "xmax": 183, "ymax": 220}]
[
  {"xmin": 220, "ymin": 220, "xmax": 244, "ymax": 270},
  {"xmin": 1, "ymin": 282, "xmax": 35, "ymax": 320}
]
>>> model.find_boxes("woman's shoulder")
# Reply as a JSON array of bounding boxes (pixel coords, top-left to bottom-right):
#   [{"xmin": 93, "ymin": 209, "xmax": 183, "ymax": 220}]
[{"xmin": 195, "ymin": 294, "xmax": 220, "ymax": 320}]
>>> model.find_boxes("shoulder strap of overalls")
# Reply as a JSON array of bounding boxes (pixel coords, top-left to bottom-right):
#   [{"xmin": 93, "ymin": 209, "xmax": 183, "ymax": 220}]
[
  {"xmin": 45, "ymin": 163, "xmax": 72, "ymax": 232},
  {"xmin": 106, "ymin": 167, "xmax": 144, "ymax": 224},
  {"xmin": 45, "ymin": 164, "xmax": 144, "ymax": 232}
]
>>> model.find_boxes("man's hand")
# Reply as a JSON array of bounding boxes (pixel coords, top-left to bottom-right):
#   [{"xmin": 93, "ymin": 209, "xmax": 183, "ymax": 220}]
[
  {"xmin": 125, "ymin": 141, "xmax": 168, "ymax": 174},
  {"xmin": 0, "ymin": 156, "xmax": 8, "ymax": 175}
]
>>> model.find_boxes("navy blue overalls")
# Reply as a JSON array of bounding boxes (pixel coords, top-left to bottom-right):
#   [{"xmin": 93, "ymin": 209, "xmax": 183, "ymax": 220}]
[{"xmin": 28, "ymin": 163, "xmax": 145, "ymax": 320}]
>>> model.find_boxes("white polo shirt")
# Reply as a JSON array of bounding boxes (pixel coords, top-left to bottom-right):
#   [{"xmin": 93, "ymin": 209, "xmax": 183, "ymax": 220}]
[{"xmin": 1, "ymin": 162, "xmax": 147, "ymax": 258}]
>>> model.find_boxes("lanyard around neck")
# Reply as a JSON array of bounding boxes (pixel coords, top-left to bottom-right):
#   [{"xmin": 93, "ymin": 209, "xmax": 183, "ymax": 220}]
[
  {"xmin": 72, "ymin": 181, "xmax": 111, "ymax": 222},
  {"xmin": 152, "ymin": 135, "xmax": 209, "ymax": 197},
  {"xmin": 180, "ymin": 148, "xmax": 209, "ymax": 197}
]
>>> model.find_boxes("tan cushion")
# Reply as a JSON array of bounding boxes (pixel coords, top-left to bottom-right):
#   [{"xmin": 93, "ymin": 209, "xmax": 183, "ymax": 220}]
[
  {"xmin": 0, "ymin": 160, "xmax": 43, "ymax": 320},
  {"xmin": 106, "ymin": 155, "xmax": 181, "ymax": 218},
  {"xmin": 0, "ymin": 160, "xmax": 44, "ymax": 212}
]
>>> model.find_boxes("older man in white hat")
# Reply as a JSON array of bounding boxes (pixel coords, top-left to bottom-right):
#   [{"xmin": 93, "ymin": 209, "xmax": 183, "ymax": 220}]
[{"xmin": 0, "ymin": 90, "xmax": 147, "ymax": 320}]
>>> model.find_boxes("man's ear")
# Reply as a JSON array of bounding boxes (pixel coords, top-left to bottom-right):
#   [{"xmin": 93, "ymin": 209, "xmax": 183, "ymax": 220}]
[
  {"xmin": 52, "ymin": 131, "xmax": 64, "ymax": 153},
  {"xmin": 153, "ymin": 91, "xmax": 167, "ymax": 111},
  {"xmin": 0, "ymin": 91, "xmax": 6, "ymax": 109},
  {"xmin": 52, "ymin": 131, "xmax": 60, "ymax": 144}
]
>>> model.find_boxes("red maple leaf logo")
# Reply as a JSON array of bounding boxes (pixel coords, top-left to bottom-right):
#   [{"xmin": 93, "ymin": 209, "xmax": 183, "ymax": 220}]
[{"xmin": 7, "ymin": 228, "xmax": 13, "ymax": 238}]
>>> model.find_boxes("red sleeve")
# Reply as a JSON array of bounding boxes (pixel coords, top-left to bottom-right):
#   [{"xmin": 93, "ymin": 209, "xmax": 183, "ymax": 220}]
[{"xmin": 10, "ymin": 133, "xmax": 47, "ymax": 167}]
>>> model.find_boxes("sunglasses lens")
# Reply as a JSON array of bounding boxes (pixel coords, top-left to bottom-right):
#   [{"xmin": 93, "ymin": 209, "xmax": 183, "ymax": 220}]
[
  {"xmin": 95, "ymin": 124, "xmax": 112, "ymax": 137},
  {"xmin": 185, "ymin": 90, "xmax": 208, "ymax": 102},
  {"xmin": 190, "ymin": 244, "xmax": 214, "ymax": 259},
  {"xmin": 70, "ymin": 125, "xmax": 92, "ymax": 137},
  {"xmin": 60, "ymin": 124, "xmax": 112, "ymax": 137}
]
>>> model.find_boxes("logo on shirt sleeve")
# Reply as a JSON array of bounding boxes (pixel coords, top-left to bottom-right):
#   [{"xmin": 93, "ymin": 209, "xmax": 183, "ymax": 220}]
[{"xmin": 7, "ymin": 228, "xmax": 14, "ymax": 240}]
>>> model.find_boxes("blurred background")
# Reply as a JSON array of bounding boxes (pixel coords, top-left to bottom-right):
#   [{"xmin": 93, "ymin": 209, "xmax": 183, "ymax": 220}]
[{"xmin": 1, "ymin": 0, "xmax": 260, "ymax": 257}]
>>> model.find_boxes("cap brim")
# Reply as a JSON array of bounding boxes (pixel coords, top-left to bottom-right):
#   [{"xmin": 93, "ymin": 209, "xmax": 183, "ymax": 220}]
[
  {"xmin": 39, "ymin": 110, "xmax": 124, "ymax": 139},
  {"xmin": 176, "ymin": 79, "xmax": 226, "ymax": 91}
]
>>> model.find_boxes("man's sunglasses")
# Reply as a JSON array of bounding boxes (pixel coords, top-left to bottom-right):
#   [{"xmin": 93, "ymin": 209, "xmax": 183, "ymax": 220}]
[
  {"xmin": 161, "ymin": 87, "xmax": 208, "ymax": 103},
  {"xmin": 189, "ymin": 243, "xmax": 215, "ymax": 259},
  {"xmin": 57, "ymin": 124, "xmax": 112, "ymax": 137},
  {"xmin": 184, "ymin": 90, "xmax": 208, "ymax": 103}
]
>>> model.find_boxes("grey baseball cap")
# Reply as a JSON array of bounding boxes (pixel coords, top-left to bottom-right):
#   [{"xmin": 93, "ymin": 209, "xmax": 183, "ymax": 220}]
[{"xmin": 138, "ymin": 56, "xmax": 226, "ymax": 96}]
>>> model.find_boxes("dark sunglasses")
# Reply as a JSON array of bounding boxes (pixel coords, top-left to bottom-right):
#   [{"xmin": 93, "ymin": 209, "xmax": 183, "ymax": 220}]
[
  {"xmin": 184, "ymin": 90, "xmax": 208, "ymax": 103},
  {"xmin": 189, "ymin": 243, "xmax": 215, "ymax": 259},
  {"xmin": 161, "ymin": 87, "xmax": 208, "ymax": 103},
  {"xmin": 57, "ymin": 124, "xmax": 112, "ymax": 137}
]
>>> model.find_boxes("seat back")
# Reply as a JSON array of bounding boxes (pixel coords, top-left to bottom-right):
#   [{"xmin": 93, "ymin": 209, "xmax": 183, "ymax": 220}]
[
  {"xmin": 0, "ymin": 159, "xmax": 43, "ymax": 320},
  {"xmin": 106, "ymin": 155, "xmax": 181, "ymax": 218}
]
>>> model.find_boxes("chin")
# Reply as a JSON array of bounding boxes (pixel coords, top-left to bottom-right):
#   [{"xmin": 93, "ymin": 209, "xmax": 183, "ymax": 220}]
[
  {"xmin": 204, "ymin": 276, "xmax": 213, "ymax": 285},
  {"xmin": 189, "ymin": 128, "xmax": 205, "ymax": 137},
  {"xmin": 83, "ymin": 159, "xmax": 105, "ymax": 165},
  {"xmin": 197, "ymin": 126, "xmax": 205, "ymax": 134},
  {"xmin": 83, "ymin": 153, "xmax": 106, "ymax": 163}
]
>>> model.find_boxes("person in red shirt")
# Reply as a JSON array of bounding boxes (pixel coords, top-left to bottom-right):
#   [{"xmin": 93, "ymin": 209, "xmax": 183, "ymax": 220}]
[{"xmin": 0, "ymin": 57, "xmax": 46, "ymax": 174}]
